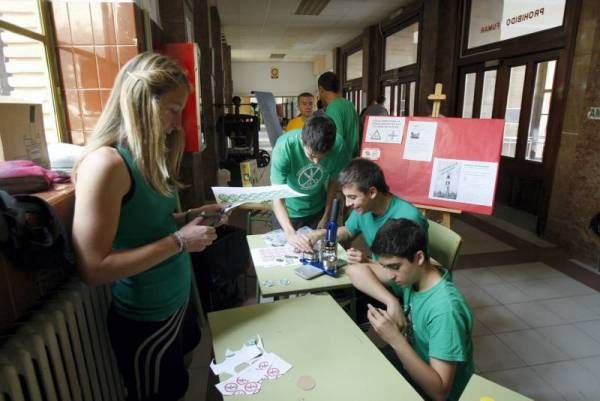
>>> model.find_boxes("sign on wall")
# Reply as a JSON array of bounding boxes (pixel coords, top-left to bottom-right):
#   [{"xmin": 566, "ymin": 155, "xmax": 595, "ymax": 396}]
[{"xmin": 468, "ymin": 0, "xmax": 566, "ymax": 49}]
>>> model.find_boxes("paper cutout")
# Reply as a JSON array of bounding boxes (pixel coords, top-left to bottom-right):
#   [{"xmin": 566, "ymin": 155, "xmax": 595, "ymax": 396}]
[
  {"xmin": 210, "ymin": 342, "xmax": 263, "ymax": 376},
  {"xmin": 361, "ymin": 148, "xmax": 381, "ymax": 160},
  {"xmin": 212, "ymin": 184, "xmax": 306, "ymax": 207}
]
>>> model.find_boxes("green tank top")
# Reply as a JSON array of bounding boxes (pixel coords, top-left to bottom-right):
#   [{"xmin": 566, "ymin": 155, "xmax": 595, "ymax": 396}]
[{"xmin": 111, "ymin": 145, "xmax": 191, "ymax": 321}]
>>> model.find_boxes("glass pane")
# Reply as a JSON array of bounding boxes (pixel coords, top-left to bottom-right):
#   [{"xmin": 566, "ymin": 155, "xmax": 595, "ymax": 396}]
[
  {"xmin": 462, "ymin": 72, "xmax": 476, "ymax": 118},
  {"xmin": 502, "ymin": 65, "xmax": 526, "ymax": 157},
  {"xmin": 0, "ymin": 29, "xmax": 58, "ymax": 144},
  {"xmin": 384, "ymin": 86, "xmax": 391, "ymax": 115},
  {"xmin": 399, "ymin": 84, "xmax": 406, "ymax": 116},
  {"xmin": 385, "ymin": 22, "xmax": 419, "ymax": 71},
  {"xmin": 480, "ymin": 70, "xmax": 496, "ymax": 118},
  {"xmin": 346, "ymin": 50, "xmax": 363, "ymax": 81},
  {"xmin": 409, "ymin": 81, "xmax": 415, "ymax": 116},
  {"xmin": 526, "ymin": 60, "xmax": 556, "ymax": 162},
  {"xmin": 358, "ymin": 89, "xmax": 363, "ymax": 112},
  {"xmin": 0, "ymin": 0, "xmax": 42, "ymax": 34},
  {"xmin": 393, "ymin": 85, "xmax": 398, "ymax": 116},
  {"xmin": 468, "ymin": 0, "xmax": 566, "ymax": 49}
]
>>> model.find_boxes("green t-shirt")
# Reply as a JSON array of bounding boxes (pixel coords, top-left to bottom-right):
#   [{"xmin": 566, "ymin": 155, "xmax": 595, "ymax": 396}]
[
  {"xmin": 325, "ymin": 97, "xmax": 360, "ymax": 157},
  {"xmin": 391, "ymin": 270, "xmax": 474, "ymax": 401},
  {"xmin": 112, "ymin": 146, "xmax": 191, "ymax": 322},
  {"xmin": 271, "ymin": 129, "xmax": 350, "ymax": 218},
  {"xmin": 345, "ymin": 195, "xmax": 428, "ymax": 255}
]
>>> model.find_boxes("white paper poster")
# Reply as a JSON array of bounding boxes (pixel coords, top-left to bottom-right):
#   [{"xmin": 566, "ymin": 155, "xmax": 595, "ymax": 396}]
[
  {"xmin": 429, "ymin": 158, "xmax": 498, "ymax": 206},
  {"xmin": 364, "ymin": 116, "xmax": 405, "ymax": 144},
  {"xmin": 403, "ymin": 121, "xmax": 437, "ymax": 161}
]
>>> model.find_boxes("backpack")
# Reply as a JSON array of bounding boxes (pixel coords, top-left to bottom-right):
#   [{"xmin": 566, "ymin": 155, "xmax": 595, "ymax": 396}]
[{"xmin": 0, "ymin": 190, "xmax": 75, "ymax": 273}]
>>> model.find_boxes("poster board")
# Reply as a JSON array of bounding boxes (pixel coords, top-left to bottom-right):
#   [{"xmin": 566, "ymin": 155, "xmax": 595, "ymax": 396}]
[{"xmin": 360, "ymin": 116, "xmax": 504, "ymax": 215}]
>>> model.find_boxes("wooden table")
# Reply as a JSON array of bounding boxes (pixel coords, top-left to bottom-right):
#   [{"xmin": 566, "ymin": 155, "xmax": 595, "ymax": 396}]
[
  {"xmin": 247, "ymin": 234, "xmax": 353, "ymax": 301},
  {"xmin": 459, "ymin": 374, "xmax": 534, "ymax": 401},
  {"xmin": 208, "ymin": 294, "xmax": 422, "ymax": 401}
]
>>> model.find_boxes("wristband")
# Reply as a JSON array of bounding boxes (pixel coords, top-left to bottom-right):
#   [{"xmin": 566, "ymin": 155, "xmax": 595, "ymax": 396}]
[{"xmin": 173, "ymin": 230, "xmax": 187, "ymax": 253}]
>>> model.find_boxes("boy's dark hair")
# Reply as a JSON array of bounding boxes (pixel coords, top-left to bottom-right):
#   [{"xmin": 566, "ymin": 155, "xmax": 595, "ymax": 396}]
[
  {"xmin": 338, "ymin": 158, "xmax": 389, "ymax": 193},
  {"xmin": 301, "ymin": 114, "xmax": 337, "ymax": 155},
  {"xmin": 298, "ymin": 92, "xmax": 314, "ymax": 102},
  {"xmin": 316, "ymin": 99, "xmax": 324, "ymax": 109},
  {"xmin": 376, "ymin": 95, "xmax": 386, "ymax": 104},
  {"xmin": 372, "ymin": 218, "xmax": 428, "ymax": 259},
  {"xmin": 318, "ymin": 71, "xmax": 340, "ymax": 93}
]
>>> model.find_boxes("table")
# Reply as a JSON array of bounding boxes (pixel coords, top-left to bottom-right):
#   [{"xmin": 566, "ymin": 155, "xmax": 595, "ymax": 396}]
[
  {"xmin": 459, "ymin": 374, "xmax": 534, "ymax": 401},
  {"xmin": 247, "ymin": 234, "xmax": 353, "ymax": 301},
  {"xmin": 207, "ymin": 294, "xmax": 422, "ymax": 401}
]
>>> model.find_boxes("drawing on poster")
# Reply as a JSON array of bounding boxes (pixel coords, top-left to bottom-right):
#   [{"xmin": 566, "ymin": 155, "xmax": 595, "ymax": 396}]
[
  {"xmin": 369, "ymin": 129, "xmax": 382, "ymax": 140},
  {"xmin": 431, "ymin": 160, "xmax": 460, "ymax": 200}
]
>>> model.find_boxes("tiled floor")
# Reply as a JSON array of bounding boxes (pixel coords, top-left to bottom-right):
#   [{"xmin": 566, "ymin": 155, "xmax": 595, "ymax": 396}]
[{"xmin": 452, "ymin": 215, "xmax": 600, "ymax": 401}]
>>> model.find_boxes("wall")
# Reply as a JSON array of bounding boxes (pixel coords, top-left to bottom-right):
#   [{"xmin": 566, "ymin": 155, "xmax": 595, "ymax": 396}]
[
  {"xmin": 232, "ymin": 62, "xmax": 316, "ymax": 96},
  {"xmin": 51, "ymin": 1, "xmax": 142, "ymax": 144},
  {"xmin": 546, "ymin": 0, "xmax": 600, "ymax": 266}
]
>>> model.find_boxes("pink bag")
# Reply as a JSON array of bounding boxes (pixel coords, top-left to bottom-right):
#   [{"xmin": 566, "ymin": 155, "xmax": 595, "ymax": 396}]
[{"xmin": 0, "ymin": 160, "xmax": 69, "ymax": 194}]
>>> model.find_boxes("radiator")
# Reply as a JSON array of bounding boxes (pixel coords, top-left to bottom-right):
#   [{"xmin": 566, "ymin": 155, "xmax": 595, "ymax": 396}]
[{"xmin": 0, "ymin": 279, "xmax": 126, "ymax": 401}]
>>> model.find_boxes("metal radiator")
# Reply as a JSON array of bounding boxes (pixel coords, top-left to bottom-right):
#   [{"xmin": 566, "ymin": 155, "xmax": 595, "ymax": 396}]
[{"xmin": 0, "ymin": 279, "xmax": 125, "ymax": 401}]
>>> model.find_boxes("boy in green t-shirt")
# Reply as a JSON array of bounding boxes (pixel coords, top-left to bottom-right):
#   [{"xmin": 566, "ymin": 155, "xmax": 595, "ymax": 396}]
[
  {"xmin": 271, "ymin": 114, "xmax": 350, "ymax": 251},
  {"xmin": 347, "ymin": 218, "xmax": 474, "ymax": 401},
  {"xmin": 308, "ymin": 158, "xmax": 428, "ymax": 263}
]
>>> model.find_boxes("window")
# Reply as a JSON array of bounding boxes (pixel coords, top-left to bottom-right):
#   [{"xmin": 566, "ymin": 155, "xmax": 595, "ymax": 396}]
[
  {"xmin": 526, "ymin": 60, "xmax": 555, "ymax": 162},
  {"xmin": 480, "ymin": 70, "xmax": 497, "ymax": 118},
  {"xmin": 502, "ymin": 65, "xmax": 526, "ymax": 157},
  {"xmin": 346, "ymin": 49, "xmax": 362, "ymax": 81},
  {"xmin": 384, "ymin": 22, "xmax": 419, "ymax": 71},
  {"xmin": 0, "ymin": 0, "xmax": 64, "ymax": 143},
  {"xmin": 461, "ymin": 73, "xmax": 476, "ymax": 118}
]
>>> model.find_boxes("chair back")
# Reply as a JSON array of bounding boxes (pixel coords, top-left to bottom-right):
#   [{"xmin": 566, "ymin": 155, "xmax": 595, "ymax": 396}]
[{"xmin": 427, "ymin": 219, "xmax": 462, "ymax": 270}]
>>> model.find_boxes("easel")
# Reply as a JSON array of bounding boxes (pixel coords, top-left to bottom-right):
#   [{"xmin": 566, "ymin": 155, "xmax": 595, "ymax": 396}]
[{"xmin": 415, "ymin": 83, "xmax": 461, "ymax": 228}]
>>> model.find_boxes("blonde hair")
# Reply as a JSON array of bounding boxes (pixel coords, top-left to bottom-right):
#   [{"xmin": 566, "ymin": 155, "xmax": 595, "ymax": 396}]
[{"xmin": 77, "ymin": 52, "xmax": 190, "ymax": 196}]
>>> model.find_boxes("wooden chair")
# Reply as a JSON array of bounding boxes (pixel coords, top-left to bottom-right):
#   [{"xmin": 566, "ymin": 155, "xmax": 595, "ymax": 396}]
[{"xmin": 427, "ymin": 218, "xmax": 462, "ymax": 271}]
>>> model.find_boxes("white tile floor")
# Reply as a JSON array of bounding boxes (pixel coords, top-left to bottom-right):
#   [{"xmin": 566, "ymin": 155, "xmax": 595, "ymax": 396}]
[{"xmin": 453, "ymin": 266, "xmax": 600, "ymax": 401}]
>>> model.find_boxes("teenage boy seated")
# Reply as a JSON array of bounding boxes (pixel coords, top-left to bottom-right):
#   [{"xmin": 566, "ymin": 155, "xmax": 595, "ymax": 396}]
[
  {"xmin": 309, "ymin": 158, "xmax": 428, "ymax": 263},
  {"xmin": 347, "ymin": 218, "xmax": 474, "ymax": 401},
  {"xmin": 271, "ymin": 114, "xmax": 350, "ymax": 252}
]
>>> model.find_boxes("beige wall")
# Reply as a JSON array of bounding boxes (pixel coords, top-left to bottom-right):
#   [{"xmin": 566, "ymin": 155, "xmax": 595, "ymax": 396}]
[{"xmin": 546, "ymin": 0, "xmax": 600, "ymax": 266}]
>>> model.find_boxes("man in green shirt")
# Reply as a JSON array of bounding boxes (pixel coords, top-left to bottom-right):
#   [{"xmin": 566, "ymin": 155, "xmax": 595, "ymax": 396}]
[
  {"xmin": 347, "ymin": 218, "xmax": 474, "ymax": 401},
  {"xmin": 271, "ymin": 114, "xmax": 350, "ymax": 251},
  {"xmin": 309, "ymin": 158, "xmax": 428, "ymax": 263},
  {"xmin": 318, "ymin": 71, "xmax": 360, "ymax": 157}
]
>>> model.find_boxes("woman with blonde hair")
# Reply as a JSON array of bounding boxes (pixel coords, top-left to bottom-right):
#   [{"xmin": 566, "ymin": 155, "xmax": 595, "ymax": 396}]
[{"xmin": 72, "ymin": 52, "xmax": 222, "ymax": 401}]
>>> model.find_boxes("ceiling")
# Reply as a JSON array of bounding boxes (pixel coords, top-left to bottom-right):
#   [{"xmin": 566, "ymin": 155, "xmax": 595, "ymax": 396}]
[{"xmin": 215, "ymin": 0, "xmax": 412, "ymax": 63}]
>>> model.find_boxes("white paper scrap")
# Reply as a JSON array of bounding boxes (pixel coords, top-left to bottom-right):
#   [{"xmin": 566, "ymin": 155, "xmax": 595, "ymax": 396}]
[
  {"xmin": 361, "ymin": 147, "xmax": 381, "ymax": 160},
  {"xmin": 210, "ymin": 343, "xmax": 263, "ymax": 376},
  {"xmin": 364, "ymin": 116, "xmax": 405, "ymax": 144},
  {"xmin": 403, "ymin": 121, "xmax": 437, "ymax": 162},
  {"xmin": 212, "ymin": 184, "xmax": 306, "ymax": 207}
]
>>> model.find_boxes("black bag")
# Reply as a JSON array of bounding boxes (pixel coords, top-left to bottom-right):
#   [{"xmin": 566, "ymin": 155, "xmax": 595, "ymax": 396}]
[{"xmin": 0, "ymin": 190, "xmax": 75, "ymax": 273}]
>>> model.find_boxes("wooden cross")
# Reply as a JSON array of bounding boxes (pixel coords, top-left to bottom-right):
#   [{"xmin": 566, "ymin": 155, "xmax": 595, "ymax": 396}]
[{"xmin": 427, "ymin": 83, "xmax": 446, "ymax": 118}]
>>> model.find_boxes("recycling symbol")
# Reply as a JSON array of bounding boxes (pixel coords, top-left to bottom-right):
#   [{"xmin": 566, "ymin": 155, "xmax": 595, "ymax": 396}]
[{"xmin": 297, "ymin": 164, "xmax": 324, "ymax": 190}]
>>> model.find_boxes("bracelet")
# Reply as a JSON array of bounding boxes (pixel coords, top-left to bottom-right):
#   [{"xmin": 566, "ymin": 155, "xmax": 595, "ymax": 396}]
[{"xmin": 173, "ymin": 230, "xmax": 187, "ymax": 253}]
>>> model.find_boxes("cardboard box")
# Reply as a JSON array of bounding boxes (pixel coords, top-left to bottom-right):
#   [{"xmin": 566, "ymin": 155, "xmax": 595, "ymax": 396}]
[{"xmin": 0, "ymin": 101, "xmax": 50, "ymax": 168}]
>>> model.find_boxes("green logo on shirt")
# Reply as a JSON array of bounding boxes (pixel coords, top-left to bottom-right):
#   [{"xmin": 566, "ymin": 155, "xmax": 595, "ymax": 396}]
[{"xmin": 297, "ymin": 164, "xmax": 324, "ymax": 190}]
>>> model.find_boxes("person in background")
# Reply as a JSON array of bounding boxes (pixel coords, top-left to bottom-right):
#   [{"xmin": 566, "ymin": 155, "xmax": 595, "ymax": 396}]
[
  {"xmin": 285, "ymin": 92, "xmax": 314, "ymax": 132},
  {"xmin": 348, "ymin": 218, "xmax": 474, "ymax": 401},
  {"xmin": 270, "ymin": 114, "xmax": 350, "ymax": 252},
  {"xmin": 318, "ymin": 71, "xmax": 360, "ymax": 157},
  {"xmin": 72, "ymin": 52, "xmax": 226, "ymax": 401}
]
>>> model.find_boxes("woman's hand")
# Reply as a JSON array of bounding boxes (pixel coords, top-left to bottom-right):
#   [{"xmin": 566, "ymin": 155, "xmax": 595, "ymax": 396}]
[{"xmin": 178, "ymin": 217, "xmax": 218, "ymax": 252}]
